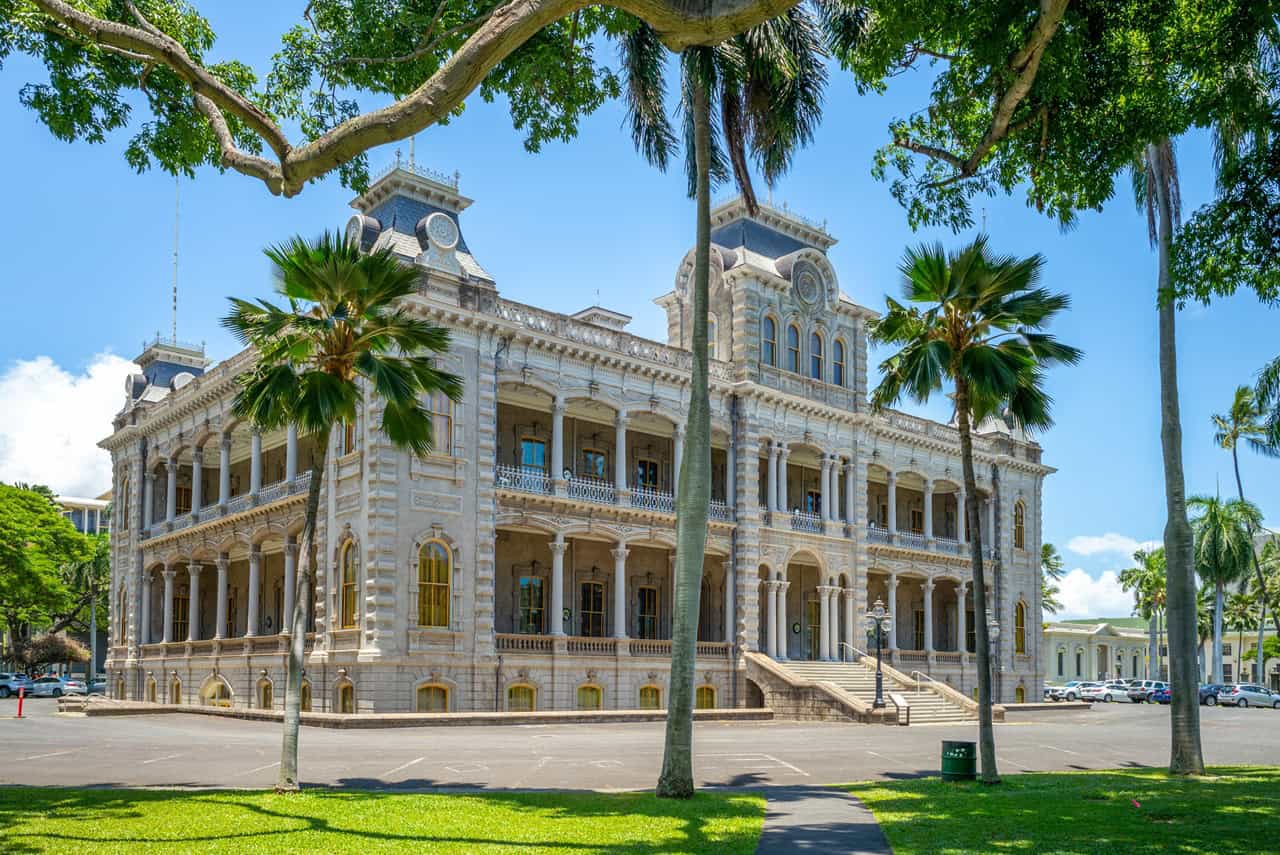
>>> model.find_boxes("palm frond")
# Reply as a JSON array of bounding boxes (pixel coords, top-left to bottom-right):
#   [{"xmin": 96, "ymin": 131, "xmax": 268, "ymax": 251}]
[{"xmin": 620, "ymin": 22, "xmax": 676, "ymax": 171}]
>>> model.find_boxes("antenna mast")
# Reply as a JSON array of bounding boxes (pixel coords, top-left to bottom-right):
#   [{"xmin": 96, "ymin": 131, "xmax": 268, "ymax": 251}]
[{"xmin": 172, "ymin": 175, "xmax": 180, "ymax": 342}]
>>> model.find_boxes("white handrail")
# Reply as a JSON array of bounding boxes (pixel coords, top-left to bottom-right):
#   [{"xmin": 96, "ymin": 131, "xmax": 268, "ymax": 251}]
[
  {"xmin": 838, "ymin": 641, "xmax": 870, "ymax": 660},
  {"xmin": 910, "ymin": 669, "xmax": 944, "ymax": 694}
]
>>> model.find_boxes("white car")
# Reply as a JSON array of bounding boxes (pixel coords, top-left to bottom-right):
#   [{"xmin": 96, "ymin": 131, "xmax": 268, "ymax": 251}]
[
  {"xmin": 1082, "ymin": 681, "xmax": 1130, "ymax": 703},
  {"xmin": 23, "ymin": 676, "xmax": 87, "ymax": 698},
  {"xmin": 1218, "ymin": 683, "xmax": 1280, "ymax": 709}
]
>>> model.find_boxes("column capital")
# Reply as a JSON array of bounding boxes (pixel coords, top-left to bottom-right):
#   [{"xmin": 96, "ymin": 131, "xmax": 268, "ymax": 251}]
[
  {"xmin": 216, "ymin": 554, "xmax": 230, "ymax": 572},
  {"xmin": 249, "ymin": 545, "xmax": 262, "ymax": 561},
  {"xmin": 614, "ymin": 413, "xmax": 628, "ymax": 428},
  {"xmin": 166, "ymin": 451, "xmax": 178, "ymax": 465},
  {"xmin": 552, "ymin": 396, "xmax": 567, "ymax": 413},
  {"xmin": 887, "ymin": 469, "xmax": 896, "ymax": 483},
  {"xmin": 192, "ymin": 447, "xmax": 203, "ymax": 463},
  {"xmin": 923, "ymin": 478, "xmax": 933, "ymax": 493},
  {"xmin": 611, "ymin": 545, "xmax": 630, "ymax": 562},
  {"xmin": 923, "ymin": 577, "xmax": 935, "ymax": 591},
  {"xmin": 549, "ymin": 538, "xmax": 569, "ymax": 557},
  {"xmin": 284, "ymin": 540, "xmax": 299, "ymax": 559},
  {"xmin": 221, "ymin": 431, "xmax": 233, "ymax": 449},
  {"xmin": 777, "ymin": 580, "xmax": 791, "ymax": 593},
  {"xmin": 162, "ymin": 567, "xmax": 176, "ymax": 581},
  {"xmin": 187, "ymin": 561, "xmax": 202, "ymax": 577},
  {"xmin": 841, "ymin": 588, "xmax": 856, "ymax": 601}
]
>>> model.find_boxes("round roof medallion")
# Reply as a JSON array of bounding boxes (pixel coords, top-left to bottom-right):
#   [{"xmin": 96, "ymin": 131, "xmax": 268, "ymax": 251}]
[
  {"xmin": 425, "ymin": 212, "xmax": 459, "ymax": 250},
  {"xmin": 793, "ymin": 261, "xmax": 823, "ymax": 307}
]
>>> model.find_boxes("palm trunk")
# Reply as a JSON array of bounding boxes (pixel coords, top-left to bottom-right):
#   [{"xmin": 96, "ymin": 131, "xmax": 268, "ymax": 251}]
[
  {"xmin": 277, "ymin": 426, "xmax": 329, "ymax": 792},
  {"xmin": 656, "ymin": 71, "xmax": 713, "ymax": 800},
  {"xmin": 1213, "ymin": 582, "xmax": 1225, "ymax": 683},
  {"xmin": 1148, "ymin": 140, "xmax": 1204, "ymax": 774},
  {"xmin": 955, "ymin": 378, "xmax": 999, "ymax": 784}
]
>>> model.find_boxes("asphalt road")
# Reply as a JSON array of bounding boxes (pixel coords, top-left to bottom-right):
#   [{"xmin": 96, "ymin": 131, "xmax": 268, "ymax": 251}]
[{"xmin": 3, "ymin": 699, "xmax": 1279, "ymax": 790}]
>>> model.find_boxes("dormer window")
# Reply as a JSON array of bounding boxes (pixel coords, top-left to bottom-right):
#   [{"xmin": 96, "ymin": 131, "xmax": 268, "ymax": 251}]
[
  {"xmin": 761, "ymin": 317, "xmax": 777, "ymax": 366},
  {"xmin": 786, "ymin": 324, "xmax": 800, "ymax": 373},
  {"xmin": 810, "ymin": 332, "xmax": 824, "ymax": 381}
]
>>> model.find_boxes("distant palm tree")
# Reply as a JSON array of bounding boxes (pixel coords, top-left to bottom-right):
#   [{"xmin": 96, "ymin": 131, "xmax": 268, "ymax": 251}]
[
  {"xmin": 1041, "ymin": 543, "xmax": 1065, "ymax": 615},
  {"xmin": 1225, "ymin": 592, "xmax": 1256, "ymax": 682},
  {"xmin": 869, "ymin": 236, "xmax": 1081, "ymax": 784},
  {"xmin": 1189, "ymin": 496, "xmax": 1263, "ymax": 684},
  {"xmin": 1120, "ymin": 548, "xmax": 1166, "ymax": 679},
  {"xmin": 223, "ymin": 232, "xmax": 462, "ymax": 791}
]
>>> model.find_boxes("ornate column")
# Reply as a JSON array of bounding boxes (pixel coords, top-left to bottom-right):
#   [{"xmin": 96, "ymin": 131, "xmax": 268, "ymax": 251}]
[
  {"xmin": 218, "ymin": 432, "xmax": 231, "ymax": 507},
  {"xmin": 190, "ymin": 449, "xmax": 203, "ymax": 517},
  {"xmin": 249, "ymin": 430, "xmax": 263, "ymax": 496},
  {"xmin": 285, "ymin": 424, "xmax": 298, "ymax": 481},
  {"xmin": 143, "ymin": 470, "xmax": 155, "ymax": 529},
  {"xmin": 843, "ymin": 589, "xmax": 856, "ymax": 660},
  {"xmin": 818, "ymin": 586, "xmax": 831, "ymax": 660},
  {"xmin": 818, "ymin": 456, "xmax": 831, "ymax": 521},
  {"xmin": 764, "ymin": 580, "xmax": 778, "ymax": 658},
  {"xmin": 549, "ymin": 536, "xmax": 567, "ymax": 636},
  {"xmin": 613, "ymin": 415, "xmax": 628, "ymax": 500},
  {"xmin": 187, "ymin": 562, "xmax": 202, "ymax": 642},
  {"xmin": 722, "ymin": 558, "xmax": 734, "ymax": 645},
  {"xmin": 767, "ymin": 441, "xmax": 780, "ymax": 513},
  {"xmin": 776, "ymin": 580, "xmax": 791, "ymax": 660},
  {"xmin": 986, "ymin": 497, "xmax": 996, "ymax": 549},
  {"xmin": 844, "ymin": 460, "xmax": 856, "ymax": 533},
  {"xmin": 778, "ymin": 448, "xmax": 791, "ymax": 512},
  {"xmin": 246, "ymin": 546, "xmax": 261, "ymax": 637},
  {"xmin": 886, "ymin": 574, "xmax": 898, "ymax": 650},
  {"xmin": 957, "ymin": 487, "xmax": 967, "ymax": 542},
  {"xmin": 725, "ymin": 434, "xmax": 737, "ymax": 508},
  {"xmin": 611, "ymin": 545, "xmax": 629, "ymax": 639},
  {"xmin": 214, "ymin": 554, "xmax": 229, "ymax": 639},
  {"xmin": 923, "ymin": 577, "xmax": 934, "ymax": 652},
  {"xmin": 672, "ymin": 423, "xmax": 685, "ymax": 493},
  {"xmin": 161, "ymin": 567, "xmax": 176, "ymax": 644},
  {"xmin": 550, "ymin": 397, "xmax": 566, "ymax": 494},
  {"xmin": 886, "ymin": 471, "xmax": 897, "ymax": 536},
  {"xmin": 165, "ymin": 454, "xmax": 178, "ymax": 523},
  {"xmin": 830, "ymin": 588, "xmax": 842, "ymax": 658},
  {"xmin": 957, "ymin": 583, "xmax": 967, "ymax": 653},
  {"xmin": 139, "ymin": 573, "xmax": 151, "ymax": 645},
  {"xmin": 283, "ymin": 540, "xmax": 297, "ymax": 634},
  {"xmin": 923, "ymin": 479, "xmax": 934, "ymax": 541}
]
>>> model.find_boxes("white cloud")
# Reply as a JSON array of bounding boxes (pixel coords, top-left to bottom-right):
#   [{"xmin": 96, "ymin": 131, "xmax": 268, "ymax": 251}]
[
  {"xmin": 1066, "ymin": 532, "xmax": 1160, "ymax": 558},
  {"xmin": 0, "ymin": 352, "xmax": 135, "ymax": 497},
  {"xmin": 1054, "ymin": 568, "xmax": 1136, "ymax": 621}
]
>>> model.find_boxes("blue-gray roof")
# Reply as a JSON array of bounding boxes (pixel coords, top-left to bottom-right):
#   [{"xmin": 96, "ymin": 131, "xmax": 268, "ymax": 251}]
[{"xmin": 710, "ymin": 218, "xmax": 811, "ymax": 260}]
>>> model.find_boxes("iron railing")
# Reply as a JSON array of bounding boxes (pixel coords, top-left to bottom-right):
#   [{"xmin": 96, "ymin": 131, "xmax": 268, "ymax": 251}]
[{"xmin": 495, "ymin": 465, "xmax": 552, "ymax": 495}]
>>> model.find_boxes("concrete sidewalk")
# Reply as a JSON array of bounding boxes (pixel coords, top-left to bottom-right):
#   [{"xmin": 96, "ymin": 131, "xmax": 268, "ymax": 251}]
[{"xmin": 756, "ymin": 786, "xmax": 891, "ymax": 854}]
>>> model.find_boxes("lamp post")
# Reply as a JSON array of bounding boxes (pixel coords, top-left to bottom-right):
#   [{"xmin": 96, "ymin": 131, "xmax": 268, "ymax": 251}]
[
  {"xmin": 987, "ymin": 617, "xmax": 1001, "ymax": 701},
  {"xmin": 863, "ymin": 597, "xmax": 892, "ymax": 709}
]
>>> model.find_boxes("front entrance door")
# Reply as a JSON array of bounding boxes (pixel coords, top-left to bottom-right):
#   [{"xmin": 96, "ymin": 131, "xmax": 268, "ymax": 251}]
[{"xmin": 805, "ymin": 597, "xmax": 821, "ymax": 660}]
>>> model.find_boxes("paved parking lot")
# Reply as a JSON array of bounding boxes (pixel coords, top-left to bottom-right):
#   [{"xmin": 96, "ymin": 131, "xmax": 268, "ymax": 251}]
[{"xmin": 3, "ymin": 698, "xmax": 1279, "ymax": 790}]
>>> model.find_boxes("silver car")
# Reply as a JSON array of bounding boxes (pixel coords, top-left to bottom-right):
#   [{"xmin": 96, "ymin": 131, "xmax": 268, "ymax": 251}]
[
  {"xmin": 23, "ymin": 676, "xmax": 87, "ymax": 698},
  {"xmin": 1218, "ymin": 683, "xmax": 1280, "ymax": 708},
  {"xmin": 0, "ymin": 673, "xmax": 31, "ymax": 698}
]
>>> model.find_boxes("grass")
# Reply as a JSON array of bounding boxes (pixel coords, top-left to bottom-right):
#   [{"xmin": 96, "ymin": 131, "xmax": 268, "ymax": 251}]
[
  {"xmin": 0, "ymin": 787, "xmax": 764, "ymax": 854},
  {"xmin": 846, "ymin": 765, "xmax": 1280, "ymax": 854}
]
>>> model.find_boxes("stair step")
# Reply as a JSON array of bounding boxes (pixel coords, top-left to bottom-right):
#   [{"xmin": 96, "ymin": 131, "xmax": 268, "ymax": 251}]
[{"xmin": 776, "ymin": 660, "xmax": 975, "ymax": 724}]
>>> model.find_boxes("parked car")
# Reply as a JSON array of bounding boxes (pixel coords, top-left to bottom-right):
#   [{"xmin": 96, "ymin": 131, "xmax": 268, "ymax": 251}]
[
  {"xmin": 23, "ymin": 676, "xmax": 87, "ymax": 698},
  {"xmin": 1218, "ymin": 684, "xmax": 1280, "ymax": 708},
  {"xmin": 1082, "ymin": 682, "xmax": 1131, "ymax": 703},
  {"xmin": 1198, "ymin": 683, "xmax": 1228, "ymax": 706},
  {"xmin": 1152, "ymin": 686, "xmax": 1172, "ymax": 704},
  {"xmin": 0, "ymin": 673, "xmax": 31, "ymax": 699},
  {"xmin": 88, "ymin": 678, "xmax": 106, "ymax": 695},
  {"xmin": 1128, "ymin": 680, "xmax": 1169, "ymax": 703},
  {"xmin": 1049, "ymin": 681, "xmax": 1095, "ymax": 701}
]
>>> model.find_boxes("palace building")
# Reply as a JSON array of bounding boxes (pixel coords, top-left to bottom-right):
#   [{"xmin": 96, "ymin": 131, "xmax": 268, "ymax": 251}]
[{"xmin": 102, "ymin": 162, "xmax": 1052, "ymax": 716}]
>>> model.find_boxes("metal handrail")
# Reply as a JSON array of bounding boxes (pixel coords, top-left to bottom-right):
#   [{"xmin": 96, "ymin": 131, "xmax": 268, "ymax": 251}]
[
  {"xmin": 838, "ymin": 641, "xmax": 870, "ymax": 660},
  {"xmin": 910, "ymin": 669, "xmax": 945, "ymax": 694}
]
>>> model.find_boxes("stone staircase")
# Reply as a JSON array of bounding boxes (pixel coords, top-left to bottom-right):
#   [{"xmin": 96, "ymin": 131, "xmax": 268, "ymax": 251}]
[{"xmin": 781, "ymin": 660, "xmax": 976, "ymax": 724}]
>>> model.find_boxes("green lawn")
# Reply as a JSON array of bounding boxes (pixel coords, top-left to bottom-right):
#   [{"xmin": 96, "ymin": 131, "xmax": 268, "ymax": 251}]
[
  {"xmin": 1, "ymin": 788, "xmax": 764, "ymax": 854},
  {"xmin": 847, "ymin": 765, "xmax": 1280, "ymax": 854}
]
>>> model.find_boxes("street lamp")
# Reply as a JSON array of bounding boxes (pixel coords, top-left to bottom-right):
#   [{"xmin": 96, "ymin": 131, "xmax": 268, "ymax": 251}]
[{"xmin": 863, "ymin": 598, "xmax": 893, "ymax": 709}]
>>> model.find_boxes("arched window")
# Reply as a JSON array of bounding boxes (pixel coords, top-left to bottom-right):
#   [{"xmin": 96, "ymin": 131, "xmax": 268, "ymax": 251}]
[
  {"xmin": 416, "ymin": 684, "xmax": 449, "ymax": 712},
  {"xmin": 576, "ymin": 684, "xmax": 602, "ymax": 710},
  {"xmin": 117, "ymin": 587, "xmax": 128, "ymax": 643},
  {"xmin": 1015, "ymin": 685, "xmax": 1026, "ymax": 703},
  {"xmin": 1015, "ymin": 601, "xmax": 1027, "ymax": 654},
  {"xmin": 833, "ymin": 339, "xmax": 846, "ymax": 387},
  {"xmin": 809, "ymin": 332, "xmax": 824, "ymax": 380},
  {"xmin": 697, "ymin": 577, "xmax": 715, "ymax": 642},
  {"xmin": 169, "ymin": 677, "xmax": 182, "ymax": 705},
  {"xmin": 340, "ymin": 540, "xmax": 357, "ymax": 629},
  {"xmin": 508, "ymin": 684, "xmax": 536, "ymax": 712},
  {"xmin": 1013, "ymin": 501, "xmax": 1026, "ymax": 549},
  {"xmin": 695, "ymin": 686, "xmax": 716, "ymax": 709},
  {"xmin": 202, "ymin": 678, "xmax": 231, "ymax": 707},
  {"xmin": 258, "ymin": 680, "xmax": 273, "ymax": 709},
  {"xmin": 118, "ymin": 477, "xmax": 130, "ymax": 531},
  {"xmin": 417, "ymin": 540, "xmax": 450, "ymax": 628},
  {"xmin": 639, "ymin": 685, "xmax": 662, "ymax": 710},
  {"xmin": 146, "ymin": 677, "xmax": 157, "ymax": 703},
  {"xmin": 761, "ymin": 317, "xmax": 777, "ymax": 366},
  {"xmin": 337, "ymin": 682, "xmax": 355, "ymax": 714},
  {"xmin": 300, "ymin": 680, "xmax": 312, "ymax": 712},
  {"xmin": 707, "ymin": 317, "xmax": 718, "ymax": 361},
  {"xmin": 786, "ymin": 324, "xmax": 801, "ymax": 372}
]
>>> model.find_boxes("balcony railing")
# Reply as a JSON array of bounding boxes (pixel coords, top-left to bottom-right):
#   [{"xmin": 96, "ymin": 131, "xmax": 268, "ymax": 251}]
[
  {"xmin": 631, "ymin": 486, "xmax": 674, "ymax": 514},
  {"xmin": 709, "ymin": 500, "xmax": 732, "ymax": 522},
  {"xmin": 225, "ymin": 492, "xmax": 254, "ymax": 516},
  {"xmin": 935, "ymin": 535, "xmax": 964, "ymax": 555},
  {"xmin": 496, "ymin": 633, "xmax": 555, "ymax": 653},
  {"xmin": 141, "ymin": 472, "xmax": 313, "ymax": 541},
  {"xmin": 495, "ymin": 465, "xmax": 552, "ymax": 495},
  {"xmin": 897, "ymin": 531, "xmax": 927, "ymax": 549},
  {"xmin": 629, "ymin": 639, "xmax": 672, "ymax": 657},
  {"xmin": 867, "ymin": 525, "xmax": 891, "ymax": 544},
  {"xmin": 790, "ymin": 511, "xmax": 822, "ymax": 533},
  {"xmin": 566, "ymin": 636, "xmax": 618, "ymax": 656},
  {"xmin": 567, "ymin": 476, "xmax": 616, "ymax": 505}
]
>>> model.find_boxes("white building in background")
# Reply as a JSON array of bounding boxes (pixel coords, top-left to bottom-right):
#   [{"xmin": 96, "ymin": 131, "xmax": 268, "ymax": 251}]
[
  {"xmin": 102, "ymin": 164, "xmax": 1052, "ymax": 714},
  {"xmin": 57, "ymin": 493, "xmax": 111, "ymax": 535}
]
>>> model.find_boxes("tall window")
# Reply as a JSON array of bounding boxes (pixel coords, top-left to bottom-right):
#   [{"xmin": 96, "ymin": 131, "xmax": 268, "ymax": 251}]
[
  {"xmin": 146, "ymin": 679, "xmax": 157, "ymax": 703},
  {"xmin": 810, "ymin": 332, "xmax": 824, "ymax": 380},
  {"xmin": 417, "ymin": 540, "xmax": 450, "ymax": 628},
  {"xmin": 176, "ymin": 485, "xmax": 192, "ymax": 515},
  {"xmin": 340, "ymin": 540, "xmax": 357, "ymax": 629},
  {"xmin": 1015, "ymin": 602, "xmax": 1027, "ymax": 654},
  {"xmin": 518, "ymin": 577, "xmax": 545, "ymax": 633},
  {"xmin": 833, "ymin": 339, "xmax": 846, "ymax": 387},
  {"xmin": 341, "ymin": 420, "xmax": 357, "ymax": 455},
  {"xmin": 300, "ymin": 681, "xmax": 312, "ymax": 712},
  {"xmin": 637, "ymin": 586, "xmax": 659, "ymax": 639},
  {"xmin": 576, "ymin": 684, "xmax": 602, "ymax": 710},
  {"xmin": 427, "ymin": 391, "xmax": 453, "ymax": 456},
  {"xmin": 581, "ymin": 448, "xmax": 608, "ymax": 480},
  {"xmin": 173, "ymin": 592, "xmax": 190, "ymax": 641},
  {"xmin": 1057, "ymin": 650, "xmax": 1064, "ymax": 676},
  {"xmin": 635, "ymin": 459, "xmax": 659, "ymax": 490},
  {"xmin": 508, "ymin": 684, "xmax": 535, "ymax": 711},
  {"xmin": 169, "ymin": 677, "xmax": 182, "ymax": 705},
  {"xmin": 117, "ymin": 588, "xmax": 128, "ymax": 642},
  {"xmin": 805, "ymin": 598, "xmax": 821, "ymax": 659},
  {"xmin": 786, "ymin": 324, "xmax": 801, "ymax": 372},
  {"xmin": 695, "ymin": 686, "xmax": 716, "ymax": 709},
  {"xmin": 580, "ymin": 581, "xmax": 605, "ymax": 637},
  {"xmin": 258, "ymin": 681, "xmax": 273, "ymax": 709},
  {"xmin": 1013, "ymin": 501, "xmax": 1026, "ymax": 549},
  {"xmin": 1075, "ymin": 650, "xmax": 1082, "ymax": 676},
  {"xmin": 520, "ymin": 437, "xmax": 547, "ymax": 472},
  {"xmin": 707, "ymin": 318, "xmax": 717, "ymax": 361},
  {"xmin": 417, "ymin": 685, "xmax": 449, "ymax": 712},
  {"xmin": 913, "ymin": 610, "xmax": 925, "ymax": 650},
  {"xmin": 1133, "ymin": 654, "xmax": 1139, "ymax": 676},
  {"xmin": 909, "ymin": 508, "xmax": 924, "ymax": 533},
  {"xmin": 639, "ymin": 686, "xmax": 661, "ymax": 710},
  {"xmin": 1015, "ymin": 686, "xmax": 1026, "ymax": 703},
  {"xmin": 697, "ymin": 578, "xmax": 715, "ymax": 642},
  {"xmin": 338, "ymin": 683, "xmax": 354, "ymax": 714},
  {"xmin": 762, "ymin": 317, "xmax": 777, "ymax": 366},
  {"xmin": 119, "ymin": 477, "xmax": 130, "ymax": 531}
]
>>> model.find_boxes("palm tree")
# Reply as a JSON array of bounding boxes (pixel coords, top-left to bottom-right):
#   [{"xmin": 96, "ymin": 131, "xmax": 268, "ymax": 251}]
[
  {"xmin": 618, "ymin": 7, "xmax": 841, "ymax": 798},
  {"xmin": 1225, "ymin": 591, "xmax": 1256, "ymax": 681},
  {"xmin": 223, "ymin": 232, "xmax": 462, "ymax": 792},
  {"xmin": 1120, "ymin": 547, "xmax": 1166, "ymax": 679},
  {"xmin": 1133, "ymin": 138, "xmax": 1202, "ymax": 774},
  {"xmin": 1041, "ymin": 543, "xmax": 1064, "ymax": 615},
  {"xmin": 868, "ymin": 236, "xmax": 1081, "ymax": 784},
  {"xmin": 1189, "ymin": 495, "xmax": 1263, "ymax": 685}
]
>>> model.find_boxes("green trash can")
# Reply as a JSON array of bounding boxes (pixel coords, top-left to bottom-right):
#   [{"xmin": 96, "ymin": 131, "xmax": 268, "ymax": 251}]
[{"xmin": 941, "ymin": 740, "xmax": 977, "ymax": 781}]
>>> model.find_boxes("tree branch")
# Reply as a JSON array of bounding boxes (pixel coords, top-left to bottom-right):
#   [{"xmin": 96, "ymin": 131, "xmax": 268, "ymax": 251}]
[{"xmin": 193, "ymin": 95, "xmax": 285, "ymax": 193}]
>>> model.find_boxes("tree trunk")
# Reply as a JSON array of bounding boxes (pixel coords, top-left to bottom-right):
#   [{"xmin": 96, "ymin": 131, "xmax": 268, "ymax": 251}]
[
  {"xmin": 656, "ymin": 69, "xmax": 713, "ymax": 800},
  {"xmin": 277, "ymin": 427, "xmax": 330, "ymax": 792},
  {"xmin": 1213, "ymin": 581, "xmax": 1224, "ymax": 683},
  {"xmin": 89, "ymin": 587, "xmax": 97, "ymax": 682},
  {"xmin": 955, "ymin": 378, "xmax": 999, "ymax": 784},
  {"xmin": 1148, "ymin": 139, "xmax": 1204, "ymax": 775}
]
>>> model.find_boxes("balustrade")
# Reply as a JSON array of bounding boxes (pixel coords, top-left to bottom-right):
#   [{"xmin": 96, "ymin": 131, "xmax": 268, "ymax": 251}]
[
  {"xmin": 495, "ymin": 464, "xmax": 552, "ymax": 495},
  {"xmin": 496, "ymin": 633, "xmax": 554, "ymax": 653},
  {"xmin": 565, "ymin": 637, "xmax": 617, "ymax": 656},
  {"xmin": 867, "ymin": 525, "xmax": 891, "ymax": 544},
  {"xmin": 708, "ymin": 500, "xmax": 732, "ymax": 522},
  {"xmin": 566, "ymin": 477, "xmax": 616, "ymax": 505},
  {"xmin": 897, "ymin": 531, "xmax": 928, "ymax": 549},
  {"xmin": 631, "ymin": 486, "xmax": 674, "ymax": 513},
  {"xmin": 790, "ymin": 510, "xmax": 822, "ymax": 533}
]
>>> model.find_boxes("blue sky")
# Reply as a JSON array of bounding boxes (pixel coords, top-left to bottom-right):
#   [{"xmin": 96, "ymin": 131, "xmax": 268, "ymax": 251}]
[{"xmin": 1, "ymin": 3, "xmax": 1276, "ymax": 619}]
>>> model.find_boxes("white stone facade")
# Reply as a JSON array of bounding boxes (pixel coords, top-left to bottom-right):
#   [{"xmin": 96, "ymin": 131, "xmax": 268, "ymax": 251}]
[{"xmin": 102, "ymin": 165, "xmax": 1053, "ymax": 713}]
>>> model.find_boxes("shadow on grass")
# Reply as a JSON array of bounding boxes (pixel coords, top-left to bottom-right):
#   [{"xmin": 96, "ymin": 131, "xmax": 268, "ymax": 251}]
[
  {"xmin": 0, "ymin": 784, "xmax": 763, "ymax": 854},
  {"xmin": 845, "ymin": 765, "xmax": 1280, "ymax": 855}
]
